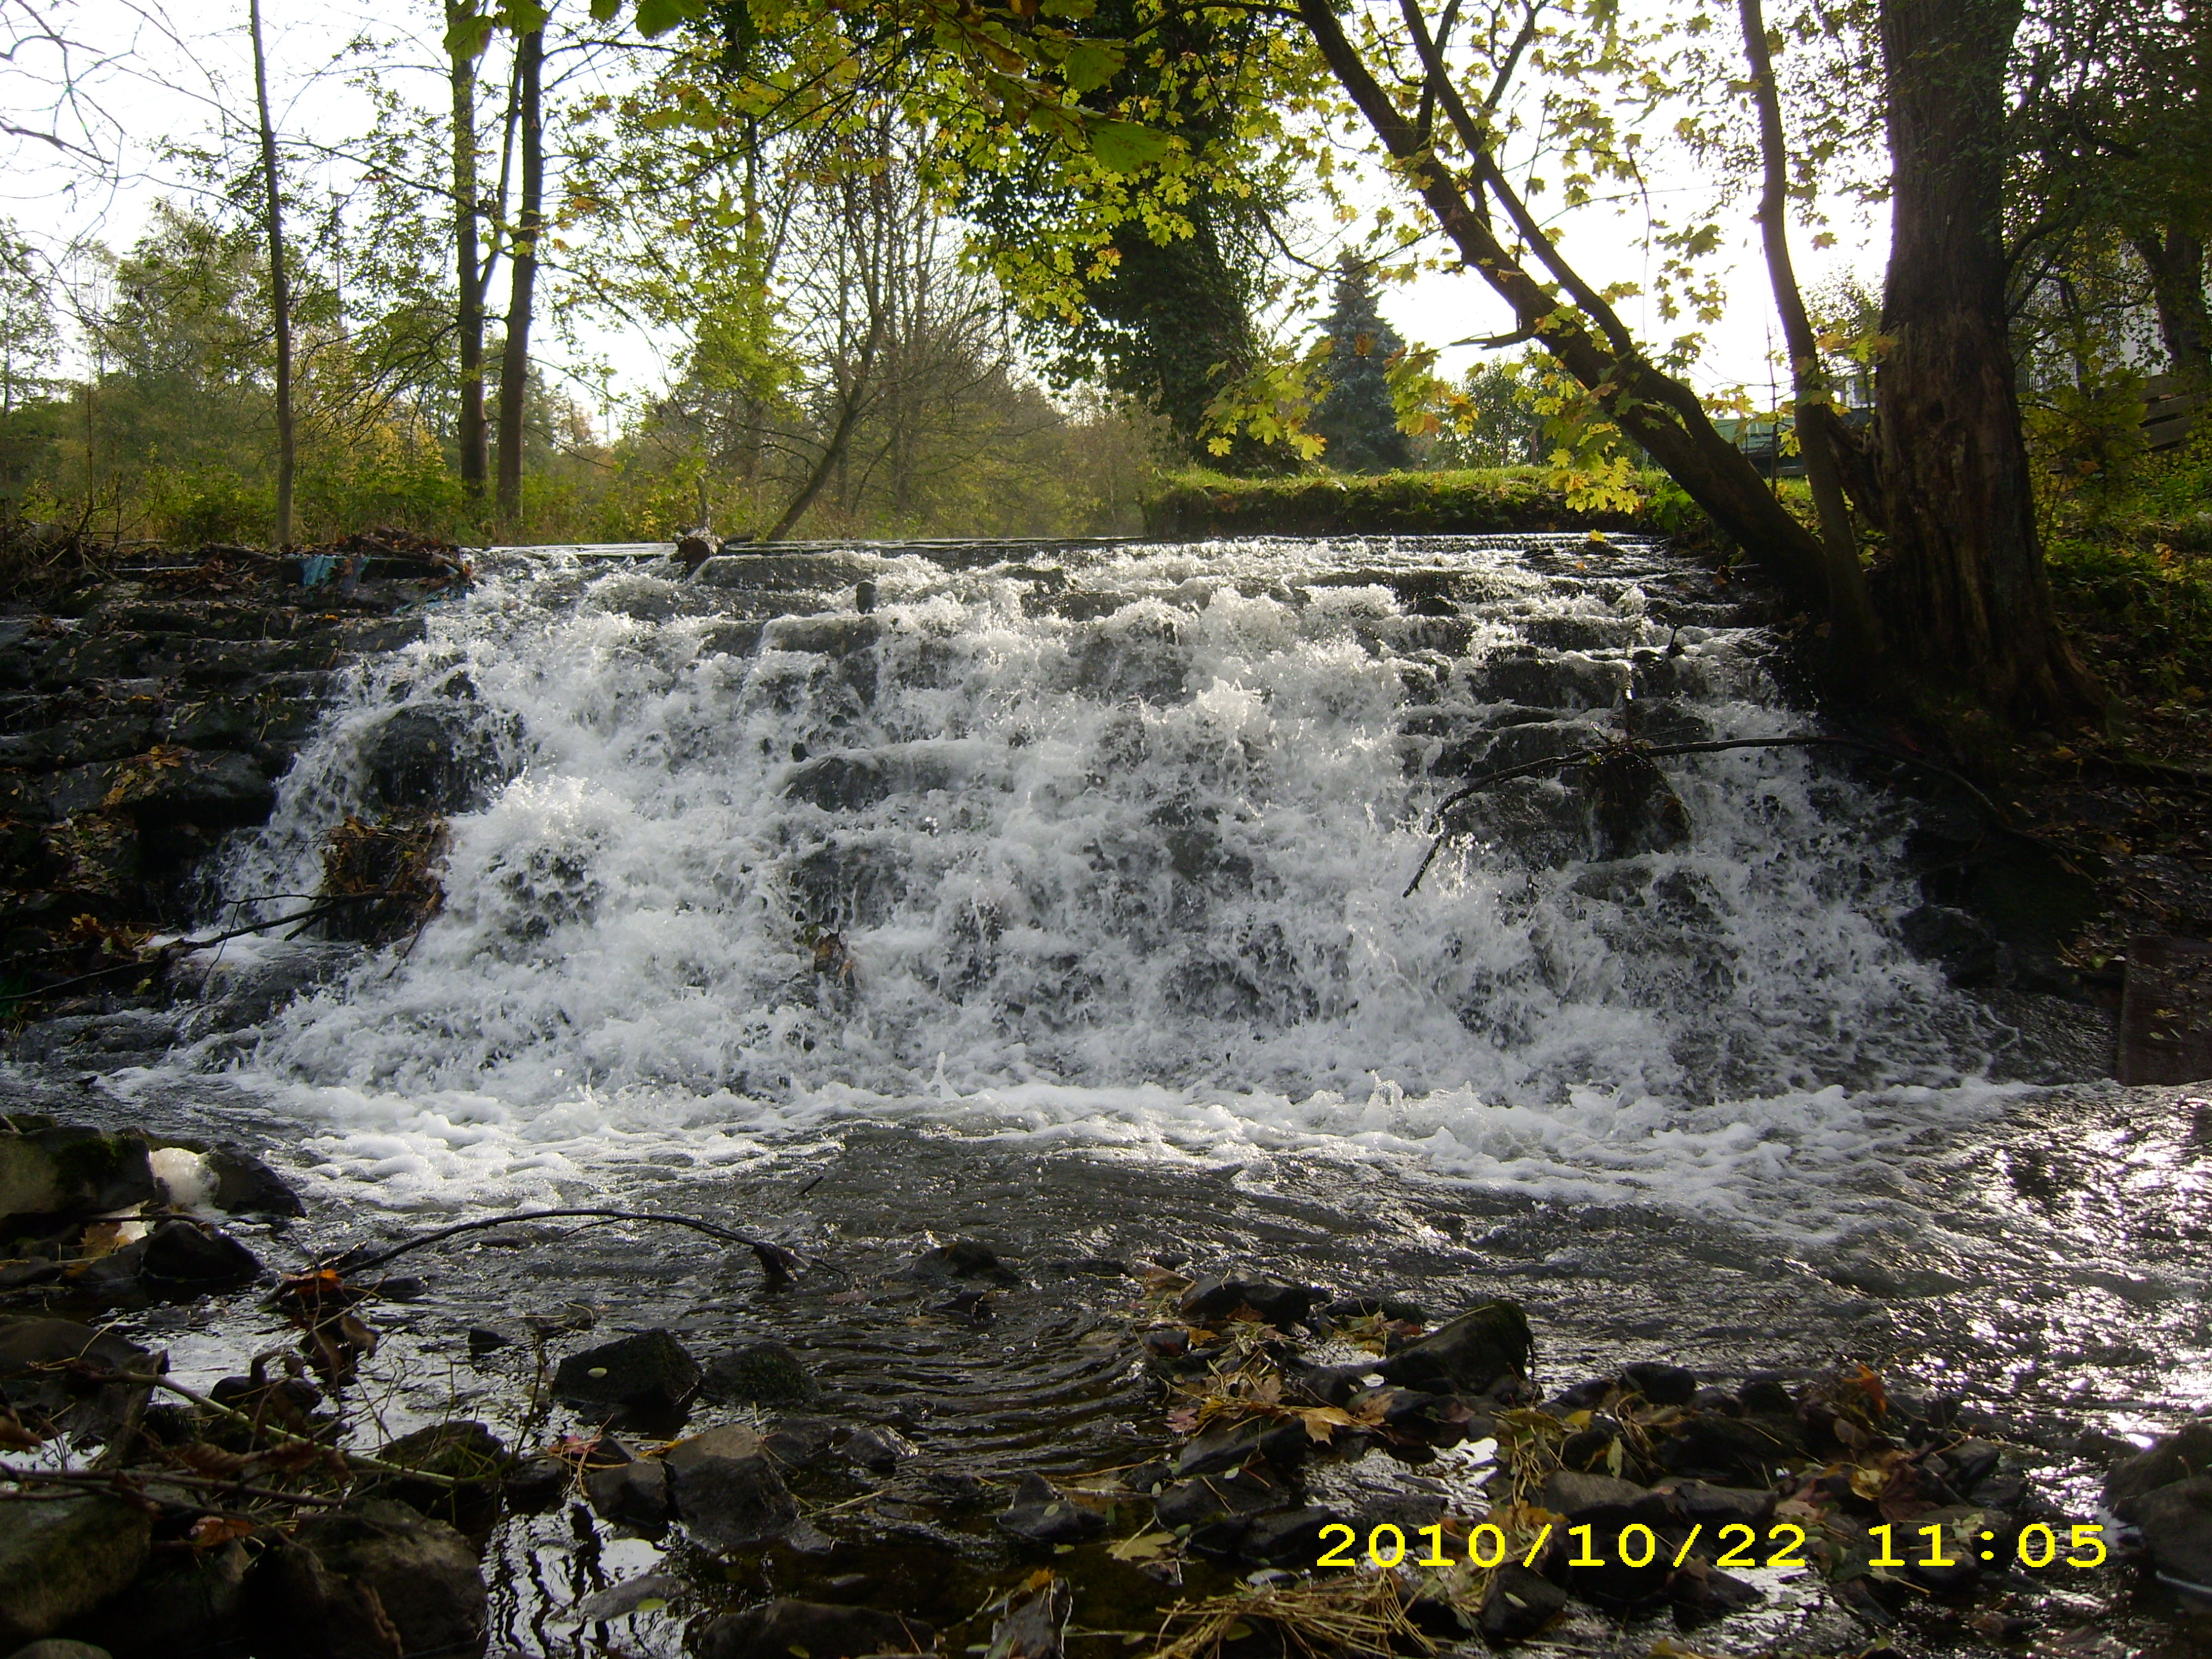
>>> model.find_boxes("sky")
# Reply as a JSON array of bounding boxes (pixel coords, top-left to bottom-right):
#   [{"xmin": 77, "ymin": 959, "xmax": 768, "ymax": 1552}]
[{"xmin": 2, "ymin": 0, "xmax": 1893, "ymax": 415}]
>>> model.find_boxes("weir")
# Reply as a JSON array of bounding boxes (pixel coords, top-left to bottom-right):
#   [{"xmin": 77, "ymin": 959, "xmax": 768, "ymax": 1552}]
[{"xmin": 185, "ymin": 534, "xmax": 2016, "ymax": 1229}]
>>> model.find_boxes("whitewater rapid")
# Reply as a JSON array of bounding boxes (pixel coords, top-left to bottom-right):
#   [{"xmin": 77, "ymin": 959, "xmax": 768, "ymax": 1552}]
[{"xmin": 152, "ymin": 536, "xmax": 2026, "ymax": 1228}]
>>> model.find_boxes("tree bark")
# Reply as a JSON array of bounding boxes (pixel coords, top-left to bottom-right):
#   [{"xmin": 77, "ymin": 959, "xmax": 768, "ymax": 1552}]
[
  {"xmin": 1877, "ymin": 0, "xmax": 2102, "ymax": 723},
  {"xmin": 248, "ymin": 0, "xmax": 295, "ymax": 549},
  {"xmin": 1299, "ymin": 0, "xmax": 1832, "ymax": 612},
  {"xmin": 1737, "ymin": 0, "xmax": 1881, "ymax": 674},
  {"xmin": 2137, "ymin": 227, "xmax": 2211, "ymax": 388},
  {"xmin": 495, "ymin": 23, "xmax": 544, "ymax": 531},
  {"xmin": 447, "ymin": 2, "xmax": 489, "ymax": 501}
]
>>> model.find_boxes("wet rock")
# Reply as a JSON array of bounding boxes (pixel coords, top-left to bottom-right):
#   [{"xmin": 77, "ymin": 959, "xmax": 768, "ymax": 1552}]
[
  {"xmin": 74, "ymin": 1540, "xmax": 249, "ymax": 1657},
  {"xmin": 552, "ymin": 1329, "xmax": 700, "ymax": 1418},
  {"xmin": 1153, "ymin": 1469, "xmax": 1292, "ymax": 1529},
  {"xmin": 2122, "ymin": 1476, "xmax": 2212, "ymax": 1591},
  {"xmin": 464, "ymin": 1328, "xmax": 511, "ymax": 1358},
  {"xmin": 1653, "ymin": 1411, "xmax": 1794, "ymax": 1487},
  {"xmin": 762, "ymin": 1416, "xmax": 841, "ymax": 1470},
  {"xmin": 931, "ymin": 1287, "xmax": 994, "ymax": 1324},
  {"xmin": 1321, "ymin": 1294, "xmax": 1426, "ymax": 1325},
  {"xmin": 663, "ymin": 1424, "xmax": 800, "ymax": 1550},
  {"xmin": 99, "ymin": 749, "xmax": 275, "ymax": 825},
  {"xmin": 374, "ymin": 1421, "xmax": 505, "ymax": 1526},
  {"xmin": 359, "ymin": 705, "xmax": 501, "ymax": 813},
  {"xmin": 0, "ymin": 1318, "xmax": 160, "ymax": 1441},
  {"xmin": 0, "ymin": 1495, "xmax": 149, "ymax": 1646},
  {"xmin": 997, "ymin": 1472, "xmax": 1109, "ymax": 1546},
  {"xmin": 1545, "ymin": 1377, "xmax": 1615, "ymax": 1412},
  {"xmin": 1175, "ymin": 1415, "xmax": 1313, "ymax": 1479},
  {"xmin": 987, "ymin": 1573, "xmax": 1070, "ymax": 1659},
  {"xmin": 210, "ymin": 1372, "xmax": 323, "ymax": 1424},
  {"xmin": 576, "ymin": 1570, "xmax": 685, "ymax": 1623},
  {"xmin": 698, "ymin": 1600, "xmax": 934, "ymax": 1659},
  {"xmin": 1620, "ymin": 1361, "xmax": 1697, "ymax": 1407},
  {"xmin": 701, "ymin": 1339, "xmax": 817, "ymax": 1406},
  {"xmin": 501, "ymin": 1454, "xmax": 569, "ymax": 1512},
  {"xmin": 1943, "ymin": 1438, "xmax": 2004, "ymax": 1495},
  {"xmin": 1476, "ymin": 1564, "xmax": 1568, "ymax": 1644},
  {"xmin": 845, "ymin": 1424, "xmax": 919, "ymax": 1471},
  {"xmin": 8, "ymin": 1641, "xmax": 115, "ymax": 1659},
  {"xmin": 1344, "ymin": 1386, "xmax": 1476, "ymax": 1447},
  {"xmin": 1187, "ymin": 1503, "xmax": 1339, "ymax": 1567},
  {"xmin": 247, "ymin": 1499, "xmax": 487, "ymax": 1659},
  {"xmin": 202, "ymin": 1146, "xmax": 304, "ymax": 1217},
  {"xmin": 139, "ymin": 1218, "xmax": 262, "ymax": 1290},
  {"xmin": 584, "ymin": 1458, "xmax": 673, "ymax": 1531},
  {"xmin": 1737, "ymin": 1374, "xmax": 1794, "ymax": 1414},
  {"xmin": 908, "ymin": 1238, "xmax": 1018, "ymax": 1284},
  {"xmin": 1668, "ymin": 1557, "xmax": 1765, "ymax": 1624},
  {"xmin": 1177, "ymin": 1276, "xmax": 1327, "ymax": 1330},
  {"xmin": 1653, "ymin": 1478, "xmax": 1774, "ymax": 1528},
  {"xmin": 1539, "ymin": 1470, "xmax": 1675, "ymax": 1529},
  {"xmin": 1902, "ymin": 1505, "xmax": 2014, "ymax": 1592},
  {"xmin": 0, "ymin": 1124, "xmax": 156, "ymax": 1229},
  {"xmin": 1558, "ymin": 1421, "xmax": 1650, "ymax": 1482},
  {"xmin": 2106, "ymin": 1421, "xmax": 2212, "ymax": 1514},
  {"xmin": 1377, "ymin": 1301, "xmax": 1532, "ymax": 1395},
  {"xmin": 1585, "ymin": 749, "xmax": 1690, "ymax": 859},
  {"xmin": 1689, "ymin": 1387, "xmax": 1742, "ymax": 1415}
]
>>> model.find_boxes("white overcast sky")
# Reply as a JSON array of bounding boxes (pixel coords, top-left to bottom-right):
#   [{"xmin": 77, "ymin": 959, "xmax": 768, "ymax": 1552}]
[{"xmin": 4, "ymin": 0, "xmax": 1890, "ymax": 412}]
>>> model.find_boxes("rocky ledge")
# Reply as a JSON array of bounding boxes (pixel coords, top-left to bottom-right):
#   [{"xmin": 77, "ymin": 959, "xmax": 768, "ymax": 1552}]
[{"xmin": 0, "ymin": 536, "xmax": 468, "ymax": 1010}]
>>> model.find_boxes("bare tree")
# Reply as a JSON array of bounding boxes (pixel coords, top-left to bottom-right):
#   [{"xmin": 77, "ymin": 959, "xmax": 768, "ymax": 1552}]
[
  {"xmin": 494, "ymin": 18, "xmax": 542, "ymax": 528},
  {"xmin": 247, "ymin": 0, "xmax": 293, "ymax": 547}
]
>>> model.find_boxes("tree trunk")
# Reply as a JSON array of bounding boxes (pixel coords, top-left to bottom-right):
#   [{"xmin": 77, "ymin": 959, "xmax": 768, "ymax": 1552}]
[
  {"xmin": 248, "ymin": 0, "xmax": 295, "ymax": 549},
  {"xmin": 1877, "ymin": 0, "xmax": 2102, "ymax": 724},
  {"xmin": 1297, "ymin": 0, "xmax": 1832, "ymax": 612},
  {"xmin": 495, "ymin": 24, "xmax": 544, "ymax": 531},
  {"xmin": 448, "ymin": 2, "xmax": 489, "ymax": 501},
  {"xmin": 1738, "ymin": 0, "xmax": 1881, "ymax": 675},
  {"xmin": 2137, "ymin": 228, "xmax": 2211, "ymax": 388}
]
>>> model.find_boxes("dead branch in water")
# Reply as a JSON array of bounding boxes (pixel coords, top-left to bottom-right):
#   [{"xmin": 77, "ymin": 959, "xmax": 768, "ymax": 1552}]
[{"xmin": 328, "ymin": 1208, "xmax": 807, "ymax": 1287}]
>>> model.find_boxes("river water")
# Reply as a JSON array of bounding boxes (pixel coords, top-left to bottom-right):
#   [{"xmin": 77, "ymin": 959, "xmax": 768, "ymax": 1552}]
[{"xmin": 12, "ymin": 534, "xmax": 2207, "ymax": 1653}]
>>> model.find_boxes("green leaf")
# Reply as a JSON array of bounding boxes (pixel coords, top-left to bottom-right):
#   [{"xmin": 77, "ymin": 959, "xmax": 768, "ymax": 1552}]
[
  {"xmin": 590, "ymin": 0, "xmax": 619, "ymax": 18},
  {"xmin": 1089, "ymin": 120, "xmax": 1171, "ymax": 175},
  {"xmin": 1062, "ymin": 40, "xmax": 1125, "ymax": 94},
  {"xmin": 632, "ymin": 0, "xmax": 701, "ymax": 37}
]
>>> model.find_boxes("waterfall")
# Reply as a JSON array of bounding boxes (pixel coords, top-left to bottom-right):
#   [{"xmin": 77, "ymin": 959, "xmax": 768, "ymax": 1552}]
[{"xmin": 185, "ymin": 536, "xmax": 2013, "ymax": 1221}]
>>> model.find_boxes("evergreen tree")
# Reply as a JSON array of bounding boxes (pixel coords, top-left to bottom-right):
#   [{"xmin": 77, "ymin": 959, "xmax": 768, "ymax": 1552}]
[{"xmin": 1311, "ymin": 254, "xmax": 1410, "ymax": 472}]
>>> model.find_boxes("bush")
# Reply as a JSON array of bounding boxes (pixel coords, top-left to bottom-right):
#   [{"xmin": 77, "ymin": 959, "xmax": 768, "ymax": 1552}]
[
  {"xmin": 1142, "ymin": 466, "xmax": 1712, "ymax": 540},
  {"xmin": 143, "ymin": 467, "xmax": 268, "ymax": 545}
]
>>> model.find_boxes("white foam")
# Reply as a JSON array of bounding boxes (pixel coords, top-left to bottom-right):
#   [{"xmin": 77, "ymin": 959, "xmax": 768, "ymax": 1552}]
[{"xmin": 185, "ymin": 538, "xmax": 2013, "ymax": 1231}]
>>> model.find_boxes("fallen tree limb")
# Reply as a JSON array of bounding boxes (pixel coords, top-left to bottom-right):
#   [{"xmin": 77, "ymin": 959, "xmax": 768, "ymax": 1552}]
[
  {"xmin": 1402, "ymin": 733, "xmax": 2049, "ymax": 896},
  {"xmin": 330, "ymin": 1207, "xmax": 805, "ymax": 1288},
  {"xmin": 13, "ymin": 894, "xmax": 385, "ymax": 1004},
  {"xmin": 0, "ymin": 1463, "xmax": 346, "ymax": 1509}
]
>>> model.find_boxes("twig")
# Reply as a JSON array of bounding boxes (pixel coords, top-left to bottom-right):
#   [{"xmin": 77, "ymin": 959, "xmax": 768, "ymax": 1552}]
[
  {"xmin": 1402, "ymin": 734, "xmax": 2048, "ymax": 896},
  {"xmin": 0, "ymin": 1463, "xmax": 345, "ymax": 1509},
  {"xmin": 328, "ymin": 1208, "xmax": 806, "ymax": 1288},
  {"xmin": 15, "ymin": 894, "xmax": 385, "ymax": 1003}
]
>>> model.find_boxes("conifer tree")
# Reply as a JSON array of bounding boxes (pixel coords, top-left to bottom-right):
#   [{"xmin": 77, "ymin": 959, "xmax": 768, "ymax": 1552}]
[{"xmin": 1311, "ymin": 254, "xmax": 1409, "ymax": 473}]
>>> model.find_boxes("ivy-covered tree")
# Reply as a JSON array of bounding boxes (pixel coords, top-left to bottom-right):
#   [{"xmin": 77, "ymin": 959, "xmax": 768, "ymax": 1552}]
[{"xmin": 1310, "ymin": 254, "xmax": 1408, "ymax": 473}]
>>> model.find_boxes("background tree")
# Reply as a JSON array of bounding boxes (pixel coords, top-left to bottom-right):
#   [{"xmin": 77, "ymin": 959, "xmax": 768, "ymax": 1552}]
[{"xmin": 1310, "ymin": 254, "xmax": 1410, "ymax": 472}]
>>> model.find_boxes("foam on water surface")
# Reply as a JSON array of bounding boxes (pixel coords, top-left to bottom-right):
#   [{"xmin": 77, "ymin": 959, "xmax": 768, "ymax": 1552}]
[{"xmin": 173, "ymin": 535, "xmax": 2025, "ymax": 1231}]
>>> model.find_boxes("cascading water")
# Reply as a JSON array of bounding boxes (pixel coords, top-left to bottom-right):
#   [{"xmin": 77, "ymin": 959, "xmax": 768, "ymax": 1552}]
[{"xmin": 188, "ymin": 535, "xmax": 2015, "ymax": 1225}]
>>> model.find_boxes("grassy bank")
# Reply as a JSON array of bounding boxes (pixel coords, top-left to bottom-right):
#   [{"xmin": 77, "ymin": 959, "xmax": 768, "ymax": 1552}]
[{"xmin": 1142, "ymin": 465, "xmax": 1711, "ymax": 539}]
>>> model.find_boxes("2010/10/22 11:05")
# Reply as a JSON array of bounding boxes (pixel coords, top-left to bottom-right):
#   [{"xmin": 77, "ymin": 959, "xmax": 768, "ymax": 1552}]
[{"xmin": 1314, "ymin": 1521, "xmax": 2109, "ymax": 1571}]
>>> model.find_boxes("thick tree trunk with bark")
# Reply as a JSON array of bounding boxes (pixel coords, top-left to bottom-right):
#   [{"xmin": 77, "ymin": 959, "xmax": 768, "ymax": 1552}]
[
  {"xmin": 495, "ymin": 25, "xmax": 544, "ymax": 530},
  {"xmin": 448, "ymin": 4, "xmax": 489, "ymax": 502},
  {"xmin": 249, "ymin": 0, "xmax": 294, "ymax": 549},
  {"xmin": 2138, "ymin": 228, "xmax": 2211, "ymax": 388},
  {"xmin": 1297, "ymin": 0, "xmax": 1831, "ymax": 612},
  {"xmin": 1877, "ymin": 0, "xmax": 2102, "ymax": 723}
]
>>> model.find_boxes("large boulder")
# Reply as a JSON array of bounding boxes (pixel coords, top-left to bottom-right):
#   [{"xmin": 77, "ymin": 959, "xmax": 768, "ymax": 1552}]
[
  {"xmin": 1377, "ymin": 1302, "xmax": 1532, "ymax": 1395},
  {"xmin": 0, "ymin": 1125, "xmax": 156, "ymax": 1231},
  {"xmin": 2106, "ymin": 1421, "xmax": 2212, "ymax": 1515},
  {"xmin": 699, "ymin": 1341, "xmax": 816, "ymax": 1406},
  {"xmin": 2126, "ymin": 1474, "xmax": 2212, "ymax": 1590},
  {"xmin": 74, "ymin": 1540, "xmax": 249, "ymax": 1657},
  {"xmin": 358, "ymin": 705, "xmax": 503, "ymax": 813},
  {"xmin": 698, "ymin": 1601, "xmax": 933, "ymax": 1659},
  {"xmin": 0, "ymin": 1318, "xmax": 161, "ymax": 1442},
  {"xmin": 662, "ymin": 1424, "xmax": 798, "ymax": 1550},
  {"xmin": 552, "ymin": 1329, "xmax": 699, "ymax": 1418},
  {"xmin": 0, "ymin": 1495, "xmax": 150, "ymax": 1646},
  {"xmin": 246, "ymin": 1499, "xmax": 486, "ymax": 1659}
]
